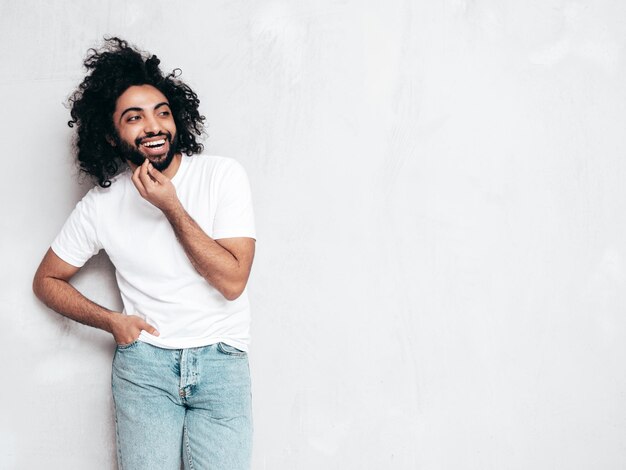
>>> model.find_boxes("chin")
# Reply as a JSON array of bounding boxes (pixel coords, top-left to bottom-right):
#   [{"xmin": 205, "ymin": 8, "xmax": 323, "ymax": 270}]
[{"xmin": 149, "ymin": 152, "xmax": 175, "ymax": 171}]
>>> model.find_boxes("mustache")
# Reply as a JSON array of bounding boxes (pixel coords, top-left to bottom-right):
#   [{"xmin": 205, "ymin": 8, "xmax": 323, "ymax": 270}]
[{"xmin": 134, "ymin": 131, "xmax": 173, "ymax": 147}]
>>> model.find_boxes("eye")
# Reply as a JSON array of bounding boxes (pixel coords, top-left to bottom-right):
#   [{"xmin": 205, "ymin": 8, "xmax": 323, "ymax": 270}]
[
  {"xmin": 158, "ymin": 110, "xmax": 171, "ymax": 117},
  {"xmin": 126, "ymin": 115, "xmax": 141, "ymax": 122}
]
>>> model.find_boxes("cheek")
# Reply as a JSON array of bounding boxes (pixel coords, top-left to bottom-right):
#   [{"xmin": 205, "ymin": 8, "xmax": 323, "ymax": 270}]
[
  {"xmin": 165, "ymin": 117, "xmax": 177, "ymax": 130},
  {"xmin": 119, "ymin": 130, "xmax": 138, "ymax": 144}
]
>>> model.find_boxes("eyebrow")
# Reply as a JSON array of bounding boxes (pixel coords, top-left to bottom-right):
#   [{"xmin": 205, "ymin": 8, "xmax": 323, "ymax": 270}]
[{"xmin": 119, "ymin": 101, "xmax": 171, "ymax": 122}]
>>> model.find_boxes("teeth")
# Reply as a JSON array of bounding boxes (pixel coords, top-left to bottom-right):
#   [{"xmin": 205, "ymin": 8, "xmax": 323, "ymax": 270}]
[{"xmin": 142, "ymin": 139, "xmax": 166, "ymax": 148}]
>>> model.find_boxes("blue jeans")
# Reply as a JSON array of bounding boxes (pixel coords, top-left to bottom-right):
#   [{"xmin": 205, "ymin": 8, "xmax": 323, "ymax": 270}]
[{"xmin": 111, "ymin": 341, "xmax": 252, "ymax": 470}]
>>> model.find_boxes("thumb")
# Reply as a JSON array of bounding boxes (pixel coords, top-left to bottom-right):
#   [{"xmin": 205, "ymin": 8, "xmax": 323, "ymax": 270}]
[{"xmin": 140, "ymin": 320, "xmax": 160, "ymax": 336}]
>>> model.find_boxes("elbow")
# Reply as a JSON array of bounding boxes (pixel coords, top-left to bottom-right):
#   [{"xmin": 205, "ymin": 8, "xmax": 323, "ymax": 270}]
[
  {"xmin": 32, "ymin": 273, "xmax": 47, "ymax": 303},
  {"xmin": 32, "ymin": 278, "xmax": 39, "ymax": 300},
  {"xmin": 220, "ymin": 282, "xmax": 246, "ymax": 302},
  {"xmin": 222, "ymin": 289, "xmax": 244, "ymax": 302}
]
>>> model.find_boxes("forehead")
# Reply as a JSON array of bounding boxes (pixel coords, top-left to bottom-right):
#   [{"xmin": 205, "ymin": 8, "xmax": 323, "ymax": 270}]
[{"xmin": 114, "ymin": 84, "xmax": 169, "ymax": 114}]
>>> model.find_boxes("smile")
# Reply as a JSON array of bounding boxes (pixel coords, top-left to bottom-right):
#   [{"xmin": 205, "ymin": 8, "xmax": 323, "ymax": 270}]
[{"xmin": 141, "ymin": 139, "xmax": 166, "ymax": 149}]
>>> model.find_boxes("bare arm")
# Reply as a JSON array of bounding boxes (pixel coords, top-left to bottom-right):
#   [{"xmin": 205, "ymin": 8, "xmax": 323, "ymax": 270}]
[
  {"xmin": 132, "ymin": 159, "xmax": 255, "ymax": 301},
  {"xmin": 33, "ymin": 248, "xmax": 159, "ymax": 344}
]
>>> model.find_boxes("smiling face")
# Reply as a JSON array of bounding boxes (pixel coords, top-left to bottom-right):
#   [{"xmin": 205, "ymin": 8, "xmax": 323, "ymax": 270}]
[{"xmin": 111, "ymin": 84, "xmax": 178, "ymax": 171}]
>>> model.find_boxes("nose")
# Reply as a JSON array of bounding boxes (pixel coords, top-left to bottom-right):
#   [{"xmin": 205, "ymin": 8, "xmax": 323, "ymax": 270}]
[{"xmin": 142, "ymin": 114, "xmax": 161, "ymax": 135}]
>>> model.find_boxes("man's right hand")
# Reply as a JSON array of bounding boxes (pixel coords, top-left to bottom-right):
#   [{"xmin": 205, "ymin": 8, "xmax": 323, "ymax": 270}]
[
  {"xmin": 33, "ymin": 249, "xmax": 161, "ymax": 346},
  {"xmin": 108, "ymin": 313, "xmax": 160, "ymax": 345}
]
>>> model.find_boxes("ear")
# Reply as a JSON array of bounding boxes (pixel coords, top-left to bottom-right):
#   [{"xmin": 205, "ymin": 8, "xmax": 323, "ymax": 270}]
[{"xmin": 106, "ymin": 135, "xmax": 117, "ymax": 147}]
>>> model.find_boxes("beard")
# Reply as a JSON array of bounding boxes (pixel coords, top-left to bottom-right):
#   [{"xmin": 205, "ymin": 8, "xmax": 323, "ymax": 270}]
[{"xmin": 114, "ymin": 131, "xmax": 178, "ymax": 172}]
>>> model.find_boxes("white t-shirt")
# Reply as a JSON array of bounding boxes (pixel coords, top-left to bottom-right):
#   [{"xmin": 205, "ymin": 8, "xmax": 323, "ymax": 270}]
[{"xmin": 51, "ymin": 155, "xmax": 256, "ymax": 351}]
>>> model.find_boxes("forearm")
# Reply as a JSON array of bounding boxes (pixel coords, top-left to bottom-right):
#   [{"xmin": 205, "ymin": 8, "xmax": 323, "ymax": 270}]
[
  {"xmin": 132, "ymin": 160, "xmax": 254, "ymax": 300},
  {"xmin": 163, "ymin": 202, "xmax": 249, "ymax": 300},
  {"xmin": 33, "ymin": 275, "xmax": 117, "ymax": 334}
]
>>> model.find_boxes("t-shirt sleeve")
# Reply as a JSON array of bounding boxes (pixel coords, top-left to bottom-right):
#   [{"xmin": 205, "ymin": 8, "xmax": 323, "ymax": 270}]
[
  {"xmin": 51, "ymin": 189, "xmax": 103, "ymax": 267},
  {"xmin": 212, "ymin": 159, "xmax": 256, "ymax": 240}
]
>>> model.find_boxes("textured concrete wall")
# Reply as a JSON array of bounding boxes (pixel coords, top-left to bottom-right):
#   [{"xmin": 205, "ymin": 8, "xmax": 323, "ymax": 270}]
[{"xmin": 2, "ymin": 1, "xmax": 626, "ymax": 468}]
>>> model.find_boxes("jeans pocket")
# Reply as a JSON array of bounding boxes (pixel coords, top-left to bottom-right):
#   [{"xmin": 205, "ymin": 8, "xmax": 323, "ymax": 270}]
[
  {"xmin": 216, "ymin": 342, "xmax": 247, "ymax": 357},
  {"xmin": 116, "ymin": 340, "xmax": 140, "ymax": 351}
]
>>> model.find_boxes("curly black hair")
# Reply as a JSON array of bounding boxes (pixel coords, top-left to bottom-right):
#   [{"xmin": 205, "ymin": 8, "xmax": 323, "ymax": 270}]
[{"xmin": 68, "ymin": 37, "xmax": 205, "ymax": 187}]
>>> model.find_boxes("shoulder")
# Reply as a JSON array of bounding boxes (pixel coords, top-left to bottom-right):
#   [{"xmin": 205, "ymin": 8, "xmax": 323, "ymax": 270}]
[{"xmin": 81, "ymin": 169, "xmax": 131, "ymax": 205}]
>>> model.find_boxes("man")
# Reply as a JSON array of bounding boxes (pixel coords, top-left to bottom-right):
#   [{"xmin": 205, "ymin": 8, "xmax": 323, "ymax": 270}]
[{"xmin": 33, "ymin": 37, "xmax": 255, "ymax": 470}]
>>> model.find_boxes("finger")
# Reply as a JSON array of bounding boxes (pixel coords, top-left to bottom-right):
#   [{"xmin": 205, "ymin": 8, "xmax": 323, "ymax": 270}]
[
  {"xmin": 132, "ymin": 167, "xmax": 146, "ymax": 197},
  {"xmin": 138, "ymin": 159, "xmax": 153, "ymax": 188},
  {"xmin": 147, "ymin": 163, "xmax": 168, "ymax": 184},
  {"xmin": 140, "ymin": 320, "xmax": 160, "ymax": 337},
  {"xmin": 131, "ymin": 166, "xmax": 147, "ymax": 197}
]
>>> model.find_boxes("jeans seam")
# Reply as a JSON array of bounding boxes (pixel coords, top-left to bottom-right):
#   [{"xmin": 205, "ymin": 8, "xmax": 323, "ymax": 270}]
[
  {"xmin": 114, "ymin": 408, "xmax": 124, "ymax": 470},
  {"xmin": 184, "ymin": 420, "xmax": 194, "ymax": 470},
  {"xmin": 116, "ymin": 339, "xmax": 140, "ymax": 351},
  {"xmin": 217, "ymin": 342, "xmax": 247, "ymax": 357}
]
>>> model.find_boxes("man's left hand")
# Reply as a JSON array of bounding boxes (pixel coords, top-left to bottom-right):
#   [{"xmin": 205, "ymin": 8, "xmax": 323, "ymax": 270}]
[{"xmin": 131, "ymin": 159, "xmax": 180, "ymax": 213}]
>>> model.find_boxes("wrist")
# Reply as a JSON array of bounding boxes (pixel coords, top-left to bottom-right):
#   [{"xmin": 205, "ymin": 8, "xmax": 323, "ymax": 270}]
[
  {"xmin": 162, "ymin": 199, "xmax": 185, "ymax": 221},
  {"xmin": 103, "ymin": 311, "xmax": 122, "ymax": 334}
]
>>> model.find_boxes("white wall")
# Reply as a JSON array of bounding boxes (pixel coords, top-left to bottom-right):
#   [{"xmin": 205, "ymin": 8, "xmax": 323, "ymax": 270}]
[{"xmin": 2, "ymin": 1, "xmax": 626, "ymax": 468}]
